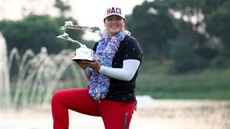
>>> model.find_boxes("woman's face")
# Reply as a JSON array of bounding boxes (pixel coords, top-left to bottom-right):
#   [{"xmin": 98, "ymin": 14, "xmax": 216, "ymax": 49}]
[{"xmin": 104, "ymin": 15, "xmax": 125, "ymax": 37}]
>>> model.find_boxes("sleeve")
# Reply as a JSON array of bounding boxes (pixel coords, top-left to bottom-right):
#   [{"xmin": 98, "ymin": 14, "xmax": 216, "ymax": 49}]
[
  {"xmin": 123, "ymin": 37, "xmax": 143, "ymax": 62},
  {"xmin": 99, "ymin": 59, "xmax": 140, "ymax": 81}
]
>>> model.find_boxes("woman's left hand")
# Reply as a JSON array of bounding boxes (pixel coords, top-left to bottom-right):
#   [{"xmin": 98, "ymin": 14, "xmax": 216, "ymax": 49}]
[{"xmin": 81, "ymin": 59, "xmax": 101, "ymax": 71}]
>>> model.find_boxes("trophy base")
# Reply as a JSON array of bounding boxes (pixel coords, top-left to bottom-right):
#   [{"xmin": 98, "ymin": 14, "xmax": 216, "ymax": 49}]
[
  {"xmin": 72, "ymin": 45, "xmax": 94, "ymax": 62},
  {"xmin": 72, "ymin": 58, "xmax": 94, "ymax": 62}
]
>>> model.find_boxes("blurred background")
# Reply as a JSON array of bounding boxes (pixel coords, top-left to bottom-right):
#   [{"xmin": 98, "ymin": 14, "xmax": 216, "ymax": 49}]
[{"xmin": 0, "ymin": 0, "xmax": 230, "ymax": 129}]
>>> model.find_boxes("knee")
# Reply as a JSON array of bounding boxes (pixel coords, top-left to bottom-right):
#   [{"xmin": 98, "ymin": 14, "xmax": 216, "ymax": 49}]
[{"xmin": 51, "ymin": 90, "xmax": 62, "ymax": 105}]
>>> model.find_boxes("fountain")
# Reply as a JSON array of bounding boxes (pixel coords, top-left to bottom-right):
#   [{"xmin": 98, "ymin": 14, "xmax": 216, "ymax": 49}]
[
  {"xmin": 0, "ymin": 32, "xmax": 85, "ymax": 109},
  {"xmin": 0, "ymin": 22, "xmax": 101, "ymax": 109},
  {"xmin": 0, "ymin": 33, "xmax": 10, "ymax": 107}
]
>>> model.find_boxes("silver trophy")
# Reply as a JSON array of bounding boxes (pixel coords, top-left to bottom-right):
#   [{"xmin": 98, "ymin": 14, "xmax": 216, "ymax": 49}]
[{"xmin": 57, "ymin": 21, "xmax": 100, "ymax": 62}]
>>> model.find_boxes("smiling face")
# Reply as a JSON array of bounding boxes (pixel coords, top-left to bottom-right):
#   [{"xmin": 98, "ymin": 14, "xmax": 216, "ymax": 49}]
[{"xmin": 104, "ymin": 15, "xmax": 125, "ymax": 37}]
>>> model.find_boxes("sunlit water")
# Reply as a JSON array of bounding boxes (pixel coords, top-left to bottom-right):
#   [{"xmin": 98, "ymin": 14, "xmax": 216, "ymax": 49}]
[
  {"xmin": 0, "ymin": 33, "xmax": 84, "ymax": 109},
  {"xmin": 0, "ymin": 33, "xmax": 10, "ymax": 107}
]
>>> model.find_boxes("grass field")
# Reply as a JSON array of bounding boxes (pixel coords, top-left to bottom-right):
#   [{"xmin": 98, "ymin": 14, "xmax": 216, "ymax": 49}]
[{"xmin": 136, "ymin": 60, "xmax": 230, "ymax": 99}]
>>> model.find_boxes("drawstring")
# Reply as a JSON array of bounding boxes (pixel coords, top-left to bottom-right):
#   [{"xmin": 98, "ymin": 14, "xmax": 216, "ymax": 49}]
[
  {"xmin": 123, "ymin": 112, "xmax": 128, "ymax": 129},
  {"xmin": 134, "ymin": 101, "xmax": 137, "ymax": 111}
]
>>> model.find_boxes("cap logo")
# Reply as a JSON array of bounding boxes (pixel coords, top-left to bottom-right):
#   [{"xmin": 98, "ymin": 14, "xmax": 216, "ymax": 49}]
[{"xmin": 107, "ymin": 7, "xmax": 121, "ymax": 15}]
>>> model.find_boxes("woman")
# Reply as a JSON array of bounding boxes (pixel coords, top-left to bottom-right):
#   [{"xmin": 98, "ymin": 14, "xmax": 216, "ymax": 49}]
[{"xmin": 51, "ymin": 6, "xmax": 143, "ymax": 129}]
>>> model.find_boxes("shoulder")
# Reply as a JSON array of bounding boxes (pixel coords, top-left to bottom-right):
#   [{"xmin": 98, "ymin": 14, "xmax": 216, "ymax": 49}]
[
  {"xmin": 121, "ymin": 35, "xmax": 143, "ymax": 61},
  {"xmin": 122, "ymin": 35, "xmax": 139, "ymax": 44},
  {"xmin": 122, "ymin": 35, "xmax": 142, "ymax": 51}
]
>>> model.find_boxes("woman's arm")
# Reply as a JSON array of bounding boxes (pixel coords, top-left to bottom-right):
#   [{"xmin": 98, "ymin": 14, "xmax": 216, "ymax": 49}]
[
  {"xmin": 77, "ymin": 59, "xmax": 140, "ymax": 81},
  {"xmin": 99, "ymin": 59, "xmax": 140, "ymax": 81}
]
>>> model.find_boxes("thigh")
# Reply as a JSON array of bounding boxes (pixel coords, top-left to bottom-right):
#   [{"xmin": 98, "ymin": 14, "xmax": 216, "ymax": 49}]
[
  {"xmin": 98, "ymin": 100, "xmax": 136, "ymax": 129},
  {"xmin": 52, "ymin": 88, "xmax": 100, "ymax": 116}
]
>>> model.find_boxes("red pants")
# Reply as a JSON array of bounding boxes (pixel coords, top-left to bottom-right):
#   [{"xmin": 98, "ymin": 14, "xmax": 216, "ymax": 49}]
[{"xmin": 51, "ymin": 88, "xmax": 135, "ymax": 129}]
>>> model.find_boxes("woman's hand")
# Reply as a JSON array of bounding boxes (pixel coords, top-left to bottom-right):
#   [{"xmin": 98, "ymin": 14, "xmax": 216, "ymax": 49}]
[
  {"xmin": 75, "ymin": 59, "xmax": 101, "ymax": 71},
  {"xmin": 75, "ymin": 60, "xmax": 88, "ymax": 69},
  {"xmin": 81, "ymin": 60, "xmax": 101, "ymax": 71}
]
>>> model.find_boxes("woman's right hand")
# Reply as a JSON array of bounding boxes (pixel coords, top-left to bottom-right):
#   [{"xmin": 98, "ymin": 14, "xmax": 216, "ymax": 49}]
[{"xmin": 75, "ymin": 60, "xmax": 88, "ymax": 69}]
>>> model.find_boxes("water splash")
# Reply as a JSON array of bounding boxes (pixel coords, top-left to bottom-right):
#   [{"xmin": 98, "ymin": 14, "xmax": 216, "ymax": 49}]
[
  {"xmin": 0, "ymin": 33, "xmax": 10, "ymax": 107},
  {"xmin": 0, "ymin": 33, "xmax": 85, "ymax": 109}
]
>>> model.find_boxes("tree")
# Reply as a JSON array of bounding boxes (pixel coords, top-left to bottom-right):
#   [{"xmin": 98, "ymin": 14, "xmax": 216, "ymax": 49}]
[
  {"xmin": 160, "ymin": 0, "xmax": 225, "ymax": 71},
  {"xmin": 55, "ymin": 0, "xmax": 71, "ymax": 16},
  {"xmin": 169, "ymin": 20, "xmax": 212, "ymax": 73},
  {"xmin": 206, "ymin": 1, "xmax": 230, "ymax": 57},
  {"xmin": 0, "ymin": 15, "xmax": 83, "ymax": 55},
  {"xmin": 127, "ymin": 1, "xmax": 178, "ymax": 62}
]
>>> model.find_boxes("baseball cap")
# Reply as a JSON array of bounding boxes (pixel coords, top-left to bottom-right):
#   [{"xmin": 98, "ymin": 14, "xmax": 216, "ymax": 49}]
[{"xmin": 103, "ymin": 6, "xmax": 125, "ymax": 19}]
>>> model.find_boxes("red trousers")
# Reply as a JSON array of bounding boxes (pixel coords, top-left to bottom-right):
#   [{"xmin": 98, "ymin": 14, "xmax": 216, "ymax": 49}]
[{"xmin": 51, "ymin": 88, "xmax": 135, "ymax": 129}]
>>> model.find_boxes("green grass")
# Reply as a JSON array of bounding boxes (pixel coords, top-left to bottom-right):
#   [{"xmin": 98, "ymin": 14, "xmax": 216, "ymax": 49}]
[{"xmin": 136, "ymin": 61, "xmax": 230, "ymax": 99}]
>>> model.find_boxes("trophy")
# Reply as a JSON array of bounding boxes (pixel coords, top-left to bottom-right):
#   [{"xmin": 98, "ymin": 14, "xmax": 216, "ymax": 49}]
[{"xmin": 57, "ymin": 21, "xmax": 101, "ymax": 62}]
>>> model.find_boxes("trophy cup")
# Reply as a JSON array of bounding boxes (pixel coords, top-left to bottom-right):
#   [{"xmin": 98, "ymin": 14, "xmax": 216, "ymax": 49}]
[{"xmin": 57, "ymin": 21, "xmax": 101, "ymax": 62}]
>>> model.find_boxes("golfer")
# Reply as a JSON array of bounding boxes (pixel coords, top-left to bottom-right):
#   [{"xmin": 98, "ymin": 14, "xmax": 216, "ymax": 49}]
[{"xmin": 51, "ymin": 5, "xmax": 143, "ymax": 129}]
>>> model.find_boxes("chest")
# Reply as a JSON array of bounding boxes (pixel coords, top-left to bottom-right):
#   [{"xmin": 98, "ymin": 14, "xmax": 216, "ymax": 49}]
[{"xmin": 112, "ymin": 42, "xmax": 127, "ymax": 68}]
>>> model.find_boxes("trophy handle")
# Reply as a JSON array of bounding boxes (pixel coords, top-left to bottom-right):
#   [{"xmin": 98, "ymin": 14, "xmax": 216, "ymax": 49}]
[
  {"xmin": 57, "ymin": 21, "xmax": 98, "ymax": 62},
  {"xmin": 67, "ymin": 25, "xmax": 101, "ymax": 33},
  {"xmin": 56, "ymin": 20, "xmax": 101, "ymax": 47},
  {"xmin": 57, "ymin": 32, "xmax": 83, "ymax": 47}
]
